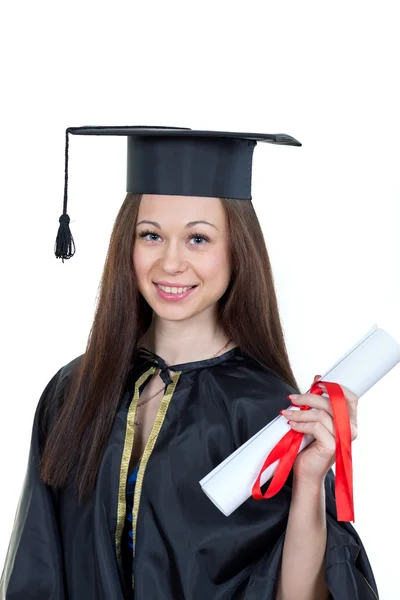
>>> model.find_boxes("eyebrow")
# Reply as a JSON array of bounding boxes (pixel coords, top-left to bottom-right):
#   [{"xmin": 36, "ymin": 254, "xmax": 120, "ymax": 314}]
[{"xmin": 136, "ymin": 219, "xmax": 218, "ymax": 230}]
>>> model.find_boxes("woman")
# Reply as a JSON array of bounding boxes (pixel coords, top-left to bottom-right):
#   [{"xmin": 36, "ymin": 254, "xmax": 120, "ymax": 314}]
[{"xmin": 0, "ymin": 127, "xmax": 379, "ymax": 599}]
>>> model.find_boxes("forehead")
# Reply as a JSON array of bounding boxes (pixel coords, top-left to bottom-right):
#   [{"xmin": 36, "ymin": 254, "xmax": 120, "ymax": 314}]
[{"xmin": 138, "ymin": 194, "xmax": 225, "ymax": 223}]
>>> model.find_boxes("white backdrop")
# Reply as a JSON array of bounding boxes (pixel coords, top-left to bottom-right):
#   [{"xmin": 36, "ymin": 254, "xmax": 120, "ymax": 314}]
[{"xmin": 0, "ymin": 1, "xmax": 398, "ymax": 598}]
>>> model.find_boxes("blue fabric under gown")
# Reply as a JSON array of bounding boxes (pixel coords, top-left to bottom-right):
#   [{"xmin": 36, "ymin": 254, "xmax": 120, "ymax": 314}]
[{"xmin": 121, "ymin": 463, "xmax": 140, "ymax": 594}]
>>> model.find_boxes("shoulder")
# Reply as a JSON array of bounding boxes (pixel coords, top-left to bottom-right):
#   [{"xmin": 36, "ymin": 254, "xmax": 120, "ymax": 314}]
[
  {"xmin": 35, "ymin": 354, "xmax": 85, "ymax": 436},
  {"xmin": 210, "ymin": 349, "xmax": 297, "ymax": 404},
  {"xmin": 45, "ymin": 353, "xmax": 84, "ymax": 400},
  {"xmin": 207, "ymin": 351, "xmax": 297, "ymax": 446}
]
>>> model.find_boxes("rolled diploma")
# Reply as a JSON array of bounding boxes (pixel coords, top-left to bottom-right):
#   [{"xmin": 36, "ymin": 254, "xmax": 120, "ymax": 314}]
[{"xmin": 200, "ymin": 325, "xmax": 400, "ymax": 516}]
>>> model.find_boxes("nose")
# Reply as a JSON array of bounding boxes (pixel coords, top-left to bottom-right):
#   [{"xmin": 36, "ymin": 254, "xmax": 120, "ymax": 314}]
[{"xmin": 159, "ymin": 239, "xmax": 187, "ymax": 273}]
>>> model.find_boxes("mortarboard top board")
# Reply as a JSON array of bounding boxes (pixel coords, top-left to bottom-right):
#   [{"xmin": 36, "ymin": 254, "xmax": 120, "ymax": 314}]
[{"xmin": 55, "ymin": 125, "xmax": 302, "ymax": 262}]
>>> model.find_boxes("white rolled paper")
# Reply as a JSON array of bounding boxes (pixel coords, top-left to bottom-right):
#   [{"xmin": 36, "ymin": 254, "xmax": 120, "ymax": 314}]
[{"xmin": 200, "ymin": 325, "xmax": 400, "ymax": 516}]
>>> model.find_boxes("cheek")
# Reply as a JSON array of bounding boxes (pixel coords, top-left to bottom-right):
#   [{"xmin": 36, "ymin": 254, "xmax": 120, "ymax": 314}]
[
  {"xmin": 132, "ymin": 248, "xmax": 151, "ymax": 287},
  {"xmin": 200, "ymin": 251, "xmax": 230, "ymax": 284},
  {"xmin": 133, "ymin": 246, "xmax": 150, "ymax": 273}
]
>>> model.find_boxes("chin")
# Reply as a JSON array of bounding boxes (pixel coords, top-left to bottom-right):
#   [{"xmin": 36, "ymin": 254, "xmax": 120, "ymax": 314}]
[{"xmin": 151, "ymin": 305, "xmax": 200, "ymax": 321}]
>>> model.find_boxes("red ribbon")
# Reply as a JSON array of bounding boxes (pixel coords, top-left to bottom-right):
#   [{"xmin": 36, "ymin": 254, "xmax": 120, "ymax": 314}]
[{"xmin": 251, "ymin": 380, "xmax": 354, "ymax": 522}]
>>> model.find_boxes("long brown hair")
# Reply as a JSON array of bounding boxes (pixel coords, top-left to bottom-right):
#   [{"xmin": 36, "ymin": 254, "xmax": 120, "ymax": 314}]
[{"xmin": 40, "ymin": 192, "xmax": 301, "ymax": 504}]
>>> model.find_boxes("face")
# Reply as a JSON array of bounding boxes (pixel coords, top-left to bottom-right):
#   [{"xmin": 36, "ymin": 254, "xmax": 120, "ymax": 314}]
[{"xmin": 133, "ymin": 194, "xmax": 231, "ymax": 323}]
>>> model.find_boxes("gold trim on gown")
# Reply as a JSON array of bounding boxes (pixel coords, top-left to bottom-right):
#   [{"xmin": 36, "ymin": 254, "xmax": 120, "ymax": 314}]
[{"xmin": 115, "ymin": 365, "xmax": 182, "ymax": 592}]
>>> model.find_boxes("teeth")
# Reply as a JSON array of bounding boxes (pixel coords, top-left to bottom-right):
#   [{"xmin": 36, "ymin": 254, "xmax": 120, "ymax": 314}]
[{"xmin": 157, "ymin": 284, "xmax": 194, "ymax": 294}]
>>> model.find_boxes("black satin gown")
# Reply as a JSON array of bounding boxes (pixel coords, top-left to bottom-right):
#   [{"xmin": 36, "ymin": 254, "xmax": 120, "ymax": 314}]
[{"xmin": 0, "ymin": 346, "xmax": 379, "ymax": 599}]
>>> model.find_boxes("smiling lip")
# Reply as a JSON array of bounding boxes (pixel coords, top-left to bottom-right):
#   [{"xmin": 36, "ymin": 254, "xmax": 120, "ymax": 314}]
[
  {"xmin": 153, "ymin": 282, "xmax": 198, "ymax": 302},
  {"xmin": 154, "ymin": 281, "xmax": 197, "ymax": 287}
]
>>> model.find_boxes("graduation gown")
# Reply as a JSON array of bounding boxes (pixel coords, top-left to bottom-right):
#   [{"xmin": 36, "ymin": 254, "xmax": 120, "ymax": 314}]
[{"xmin": 0, "ymin": 346, "xmax": 379, "ymax": 599}]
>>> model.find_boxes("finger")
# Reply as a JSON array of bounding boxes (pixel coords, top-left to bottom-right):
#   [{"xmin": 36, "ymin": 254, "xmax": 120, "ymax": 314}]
[
  {"xmin": 283, "ymin": 406, "xmax": 358, "ymax": 441},
  {"xmin": 282, "ymin": 408, "xmax": 335, "ymax": 436},
  {"xmin": 288, "ymin": 420, "xmax": 336, "ymax": 454},
  {"xmin": 288, "ymin": 392, "xmax": 333, "ymax": 417}
]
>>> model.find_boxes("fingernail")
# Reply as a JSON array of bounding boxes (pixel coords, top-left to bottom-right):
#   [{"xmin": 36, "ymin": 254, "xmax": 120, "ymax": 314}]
[
  {"xmin": 281, "ymin": 410, "xmax": 293, "ymax": 415},
  {"xmin": 287, "ymin": 394, "xmax": 300, "ymax": 400}
]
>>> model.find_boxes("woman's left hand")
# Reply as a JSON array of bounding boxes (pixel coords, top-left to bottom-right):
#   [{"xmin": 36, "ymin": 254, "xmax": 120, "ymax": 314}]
[{"xmin": 281, "ymin": 375, "xmax": 359, "ymax": 485}]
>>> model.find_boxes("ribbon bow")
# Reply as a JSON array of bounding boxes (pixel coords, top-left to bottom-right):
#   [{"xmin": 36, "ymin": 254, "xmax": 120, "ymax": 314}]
[{"xmin": 251, "ymin": 380, "xmax": 354, "ymax": 522}]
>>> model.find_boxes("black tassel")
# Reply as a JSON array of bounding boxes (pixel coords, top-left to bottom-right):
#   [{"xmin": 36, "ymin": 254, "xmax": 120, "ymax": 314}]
[
  {"xmin": 55, "ymin": 213, "xmax": 75, "ymax": 262},
  {"xmin": 55, "ymin": 128, "xmax": 76, "ymax": 262}
]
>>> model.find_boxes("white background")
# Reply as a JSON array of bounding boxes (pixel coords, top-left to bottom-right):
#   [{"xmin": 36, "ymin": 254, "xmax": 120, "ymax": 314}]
[{"xmin": 0, "ymin": 1, "xmax": 398, "ymax": 597}]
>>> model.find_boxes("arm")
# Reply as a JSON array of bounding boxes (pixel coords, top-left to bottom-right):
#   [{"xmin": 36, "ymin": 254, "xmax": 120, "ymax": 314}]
[
  {"xmin": 276, "ymin": 476, "xmax": 329, "ymax": 600},
  {"xmin": 228, "ymin": 370, "xmax": 378, "ymax": 599},
  {"xmin": 275, "ymin": 379, "xmax": 377, "ymax": 600},
  {"xmin": 0, "ymin": 368, "xmax": 67, "ymax": 600}
]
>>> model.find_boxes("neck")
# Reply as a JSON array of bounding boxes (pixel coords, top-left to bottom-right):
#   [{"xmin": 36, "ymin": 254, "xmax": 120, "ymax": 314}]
[{"xmin": 139, "ymin": 307, "xmax": 234, "ymax": 365}]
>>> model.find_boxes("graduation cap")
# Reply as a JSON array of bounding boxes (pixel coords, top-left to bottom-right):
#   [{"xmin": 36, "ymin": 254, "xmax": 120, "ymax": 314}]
[{"xmin": 55, "ymin": 125, "xmax": 302, "ymax": 262}]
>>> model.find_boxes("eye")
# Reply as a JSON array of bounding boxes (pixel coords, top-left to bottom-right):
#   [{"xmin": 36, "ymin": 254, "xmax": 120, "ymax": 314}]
[
  {"xmin": 138, "ymin": 229, "xmax": 211, "ymax": 245},
  {"xmin": 188, "ymin": 232, "xmax": 211, "ymax": 245},
  {"xmin": 138, "ymin": 229, "xmax": 161, "ymax": 242}
]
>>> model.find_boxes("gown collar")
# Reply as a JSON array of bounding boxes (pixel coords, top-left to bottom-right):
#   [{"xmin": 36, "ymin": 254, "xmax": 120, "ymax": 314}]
[{"xmin": 131, "ymin": 345, "xmax": 242, "ymax": 386}]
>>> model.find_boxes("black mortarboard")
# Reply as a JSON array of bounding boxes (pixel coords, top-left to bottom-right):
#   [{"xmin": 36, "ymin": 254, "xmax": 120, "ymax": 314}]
[{"xmin": 55, "ymin": 125, "xmax": 302, "ymax": 262}]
